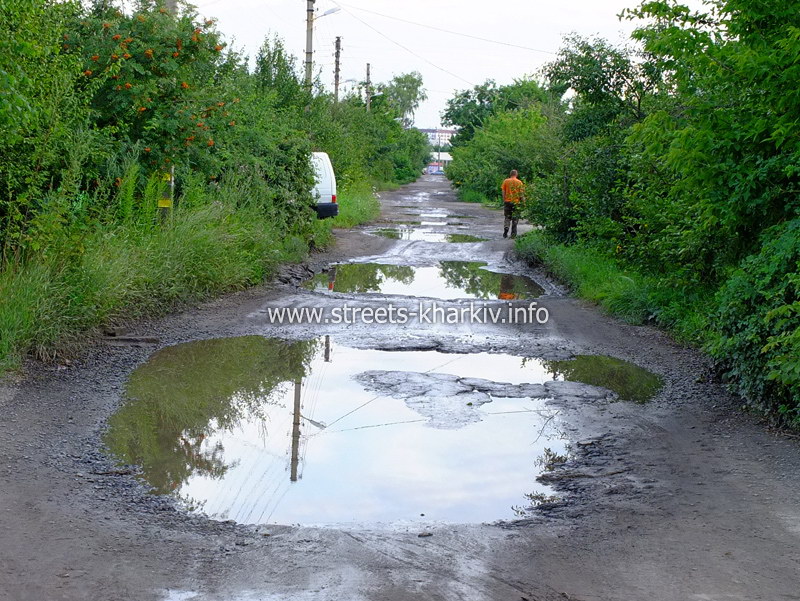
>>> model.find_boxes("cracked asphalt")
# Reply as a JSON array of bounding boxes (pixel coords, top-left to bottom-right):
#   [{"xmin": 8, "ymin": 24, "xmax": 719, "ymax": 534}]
[{"xmin": 1, "ymin": 175, "xmax": 798, "ymax": 601}]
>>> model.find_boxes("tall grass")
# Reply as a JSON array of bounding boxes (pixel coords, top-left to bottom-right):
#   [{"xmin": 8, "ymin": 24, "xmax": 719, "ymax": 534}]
[
  {"xmin": 0, "ymin": 191, "xmax": 321, "ymax": 373},
  {"xmin": 331, "ymin": 181, "xmax": 381, "ymax": 228},
  {"xmin": 516, "ymin": 231, "xmax": 714, "ymax": 344}
]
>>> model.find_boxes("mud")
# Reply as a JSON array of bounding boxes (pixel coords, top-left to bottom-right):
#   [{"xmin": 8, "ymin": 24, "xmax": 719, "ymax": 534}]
[{"xmin": 1, "ymin": 175, "xmax": 799, "ymax": 601}]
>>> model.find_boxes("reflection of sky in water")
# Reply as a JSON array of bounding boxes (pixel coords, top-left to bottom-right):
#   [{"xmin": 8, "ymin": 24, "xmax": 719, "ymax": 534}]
[
  {"xmin": 372, "ymin": 228, "xmax": 484, "ymax": 243},
  {"xmin": 119, "ymin": 343, "xmax": 566, "ymax": 527}
]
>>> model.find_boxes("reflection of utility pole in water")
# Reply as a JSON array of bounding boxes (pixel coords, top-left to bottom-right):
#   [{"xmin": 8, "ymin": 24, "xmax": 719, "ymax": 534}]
[
  {"xmin": 289, "ymin": 339, "xmax": 333, "ymax": 481},
  {"xmin": 290, "ymin": 377, "xmax": 302, "ymax": 482}
]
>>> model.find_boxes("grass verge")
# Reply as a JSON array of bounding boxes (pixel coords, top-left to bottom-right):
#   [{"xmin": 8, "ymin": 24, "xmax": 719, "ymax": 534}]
[
  {"xmin": 331, "ymin": 181, "xmax": 381, "ymax": 228},
  {"xmin": 515, "ymin": 230, "xmax": 714, "ymax": 345},
  {"xmin": 0, "ymin": 201, "xmax": 329, "ymax": 374},
  {"xmin": 456, "ymin": 188, "xmax": 502, "ymax": 208}
]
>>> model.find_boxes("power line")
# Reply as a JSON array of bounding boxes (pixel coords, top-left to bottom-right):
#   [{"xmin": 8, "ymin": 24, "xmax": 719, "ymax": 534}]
[
  {"xmin": 331, "ymin": 1, "xmax": 474, "ymax": 86},
  {"xmin": 336, "ymin": 2, "xmax": 556, "ymax": 56}
]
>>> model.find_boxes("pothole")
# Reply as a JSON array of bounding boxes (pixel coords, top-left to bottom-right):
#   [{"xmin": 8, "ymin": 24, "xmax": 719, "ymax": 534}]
[
  {"xmin": 544, "ymin": 355, "xmax": 664, "ymax": 403},
  {"xmin": 302, "ymin": 261, "xmax": 544, "ymax": 299},
  {"xmin": 104, "ymin": 336, "xmax": 571, "ymax": 526},
  {"xmin": 420, "ymin": 221, "xmax": 466, "ymax": 227},
  {"xmin": 380, "ymin": 220, "xmax": 422, "ymax": 225},
  {"xmin": 370, "ymin": 227, "xmax": 486, "ymax": 243}
]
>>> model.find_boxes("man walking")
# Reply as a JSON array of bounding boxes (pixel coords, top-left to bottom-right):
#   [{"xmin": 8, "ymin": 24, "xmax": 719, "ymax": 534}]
[{"xmin": 501, "ymin": 169, "xmax": 525, "ymax": 239}]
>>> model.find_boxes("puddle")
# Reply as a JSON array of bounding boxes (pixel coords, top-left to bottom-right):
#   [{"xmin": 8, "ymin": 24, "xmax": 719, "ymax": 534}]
[
  {"xmin": 446, "ymin": 233, "xmax": 486, "ymax": 243},
  {"xmin": 105, "ymin": 337, "xmax": 567, "ymax": 526},
  {"xmin": 303, "ymin": 262, "xmax": 544, "ymax": 299},
  {"xmin": 544, "ymin": 355, "xmax": 663, "ymax": 402},
  {"xmin": 371, "ymin": 227, "xmax": 486, "ymax": 243},
  {"xmin": 381, "ymin": 220, "xmax": 422, "ymax": 225}
]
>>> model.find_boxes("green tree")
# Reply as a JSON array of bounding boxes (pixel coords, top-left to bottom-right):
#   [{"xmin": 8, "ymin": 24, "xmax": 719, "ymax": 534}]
[
  {"xmin": 442, "ymin": 78, "xmax": 550, "ymax": 146},
  {"xmin": 379, "ymin": 71, "xmax": 427, "ymax": 127}
]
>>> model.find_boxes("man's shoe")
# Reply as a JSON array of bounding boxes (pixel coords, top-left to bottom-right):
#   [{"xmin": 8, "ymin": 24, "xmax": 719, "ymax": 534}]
[
  {"xmin": 503, "ymin": 230, "xmax": 508, "ymax": 238},
  {"xmin": 510, "ymin": 233, "xmax": 517, "ymax": 239}
]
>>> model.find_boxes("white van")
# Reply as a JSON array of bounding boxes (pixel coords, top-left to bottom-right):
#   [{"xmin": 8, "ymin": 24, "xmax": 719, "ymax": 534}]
[{"xmin": 310, "ymin": 151, "xmax": 338, "ymax": 219}]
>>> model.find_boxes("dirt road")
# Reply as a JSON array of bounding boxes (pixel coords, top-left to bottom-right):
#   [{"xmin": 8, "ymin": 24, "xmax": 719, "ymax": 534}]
[{"xmin": 1, "ymin": 176, "xmax": 798, "ymax": 601}]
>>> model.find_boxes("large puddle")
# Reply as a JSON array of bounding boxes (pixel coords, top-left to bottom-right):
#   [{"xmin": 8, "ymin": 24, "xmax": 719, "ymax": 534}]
[
  {"xmin": 371, "ymin": 227, "xmax": 486, "ymax": 243},
  {"xmin": 303, "ymin": 261, "xmax": 545, "ymax": 300},
  {"xmin": 105, "ymin": 337, "xmax": 567, "ymax": 526},
  {"xmin": 544, "ymin": 355, "xmax": 663, "ymax": 403}
]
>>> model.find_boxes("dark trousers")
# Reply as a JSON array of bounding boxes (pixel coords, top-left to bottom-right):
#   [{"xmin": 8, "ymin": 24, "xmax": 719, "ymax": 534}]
[{"xmin": 503, "ymin": 202, "xmax": 520, "ymax": 236}]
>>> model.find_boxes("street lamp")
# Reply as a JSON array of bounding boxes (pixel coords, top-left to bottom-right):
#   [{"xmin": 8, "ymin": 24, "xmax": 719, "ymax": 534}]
[{"xmin": 317, "ymin": 7, "xmax": 341, "ymax": 19}]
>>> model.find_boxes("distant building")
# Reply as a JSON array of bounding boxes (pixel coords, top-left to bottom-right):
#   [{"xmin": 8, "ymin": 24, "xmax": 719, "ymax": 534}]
[
  {"xmin": 427, "ymin": 151, "xmax": 452, "ymax": 175},
  {"xmin": 419, "ymin": 128, "xmax": 457, "ymax": 148}
]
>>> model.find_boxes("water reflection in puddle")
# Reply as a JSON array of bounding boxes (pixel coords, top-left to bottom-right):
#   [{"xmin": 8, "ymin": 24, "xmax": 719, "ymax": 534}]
[
  {"xmin": 303, "ymin": 261, "xmax": 544, "ymax": 299},
  {"xmin": 420, "ymin": 221, "xmax": 465, "ymax": 227},
  {"xmin": 105, "ymin": 337, "xmax": 566, "ymax": 526},
  {"xmin": 371, "ymin": 227, "xmax": 486, "ymax": 243},
  {"xmin": 544, "ymin": 355, "xmax": 663, "ymax": 403}
]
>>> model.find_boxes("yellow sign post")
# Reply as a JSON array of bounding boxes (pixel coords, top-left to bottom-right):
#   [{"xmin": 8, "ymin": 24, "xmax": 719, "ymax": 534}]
[{"xmin": 158, "ymin": 166, "xmax": 175, "ymax": 219}]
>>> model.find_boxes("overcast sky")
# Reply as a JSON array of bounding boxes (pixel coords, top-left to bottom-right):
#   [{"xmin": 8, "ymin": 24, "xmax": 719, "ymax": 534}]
[{"xmin": 189, "ymin": 0, "xmax": 690, "ymax": 129}]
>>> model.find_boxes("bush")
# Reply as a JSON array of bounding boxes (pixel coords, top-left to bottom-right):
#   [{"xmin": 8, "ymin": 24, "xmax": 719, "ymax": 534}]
[{"xmin": 709, "ymin": 220, "xmax": 800, "ymax": 427}]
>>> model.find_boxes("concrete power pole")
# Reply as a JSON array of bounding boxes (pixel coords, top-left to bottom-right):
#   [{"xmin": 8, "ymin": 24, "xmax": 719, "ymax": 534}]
[
  {"xmin": 334, "ymin": 37, "xmax": 342, "ymax": 104},
  {"xmin": 304, "ymin": 0, "xmax": 315, "ymax": 87},
  {"xmin": 365, "ymin": 63, "xmax": 371, "ymax": 112}
]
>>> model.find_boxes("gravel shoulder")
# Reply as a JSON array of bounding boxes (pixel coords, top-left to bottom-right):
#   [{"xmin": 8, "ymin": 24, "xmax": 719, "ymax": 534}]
[{"xmin": 1, "ymin": 176, "xmax": 798, "ymax": 601}]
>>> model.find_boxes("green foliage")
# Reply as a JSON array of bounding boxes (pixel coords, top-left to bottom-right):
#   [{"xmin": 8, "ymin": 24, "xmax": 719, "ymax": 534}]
[
  {"xmin": 621, "ymin": 0, "xmax": 800, "ymax": 281},
  {"xmin": 445, "ymin": 1, "xmax": 800, "ymax": 426},
  {"xmin": 544, "ymin": 34, "xmax": 661, "ymax": 124},
  {"xmin": 379, "ymin": 71, "xmax": 427, "ymax": 128},
  {"xmin": 0, "ymin": 0, "xmax": 428, "ymax": 373},
  {"xmin": 456, "ymin": 188, "xmax": 492, "ymax": 205},
  {"xmin": 0, "ymin": 176, "xmax": 303, "ymax": 371},
  {"xmin": 446, "ymin": 107, "xmax": 560, "ymax": 204},
  {"xmin": 709, "ymin": 220, "xmax": 800, "ymax": 427},
  {"xmin": 442, "ymin": 78, "xmax": 550, "ymax": 146},
  {"xmin": 515, "ymin": 231, "xmax": 713, "ymax": 341},
  {"xmin": 331, "ymin": 182, "xmax": 381, "ymax": 229}
]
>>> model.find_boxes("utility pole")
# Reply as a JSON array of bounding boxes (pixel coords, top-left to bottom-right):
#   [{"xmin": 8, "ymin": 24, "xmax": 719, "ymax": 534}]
[
  {"xmin": 365, "ymin": 63, "xmax": 371, "ymax": 112},
  {"xmin": 334, "ymin": 37, "xmax": 342, "ymax": 104},
  {"xmin": 304, "ymin": 0, "xmax": 315, "ymax": 88}
]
